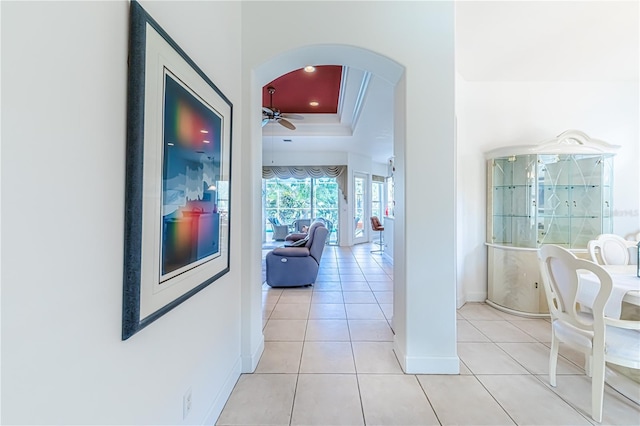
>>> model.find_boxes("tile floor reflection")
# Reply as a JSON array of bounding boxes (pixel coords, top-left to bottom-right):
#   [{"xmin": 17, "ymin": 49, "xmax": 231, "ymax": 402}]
[{"xmin": 218, "ymin": 243, "xmax": 640, "ymax": 425}]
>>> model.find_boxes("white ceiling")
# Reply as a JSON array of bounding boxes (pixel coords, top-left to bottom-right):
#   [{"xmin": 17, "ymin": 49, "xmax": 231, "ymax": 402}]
[
  {"xmin": 263, "ymin": 1, "xmax": 639, "ymax": 165},
  {"xmin": 456, "ymin": 0, "xmax": 639, "ymax": 82}
]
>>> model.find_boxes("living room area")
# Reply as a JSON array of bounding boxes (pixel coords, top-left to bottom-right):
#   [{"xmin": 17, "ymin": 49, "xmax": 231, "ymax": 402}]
[
  {"xmin": 262, "ymin": 175, "xmax": 341, "ymax": 248},
  {"xmin": 262, "ymin": 171, "xmax": 390, "ymax": 250}
]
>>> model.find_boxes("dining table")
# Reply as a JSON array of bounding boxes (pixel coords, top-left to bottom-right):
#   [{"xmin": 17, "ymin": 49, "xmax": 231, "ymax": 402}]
[
  {"xmin": 578, "ymin": 264, "xmax": 640, "ymax": 404},
  {"xmin": 578, "ymin": 264, "xmax": 640, "ymax": 319}
]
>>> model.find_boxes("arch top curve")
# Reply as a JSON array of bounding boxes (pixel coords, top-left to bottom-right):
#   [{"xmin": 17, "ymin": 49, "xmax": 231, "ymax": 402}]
[{"xmin": 255, "ymin": 44, "xmax": 405, "ymax": 87}]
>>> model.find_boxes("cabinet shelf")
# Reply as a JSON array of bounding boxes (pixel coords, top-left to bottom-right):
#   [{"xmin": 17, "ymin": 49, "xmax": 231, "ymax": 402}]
[
  {"xmin": 485, "ymin": 130, "xmax": 619, "ymax": 317},
  {"xmin": 492, "ymin": 214, "xmax": 613, "ymax": 219},
  {"xmin": 537, "ymin": 215, "xmax": 610, "ymax": 219},
  {"xmin": 494, "ymin": 185, "xmax": 610, "ymax": 189},
  {"xmin": 493, "ymin": 214, "xmax": 534, "ymax": 218}
]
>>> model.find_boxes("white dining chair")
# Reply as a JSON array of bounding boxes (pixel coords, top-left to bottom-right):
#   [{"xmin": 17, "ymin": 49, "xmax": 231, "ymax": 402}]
[
  {"xmin": 587, "ymin": 233, "xmax": 637, "ymax": 265},
  {"xmin": 538, "ymin": 244, "xmax": 640, "ymax": 422}
]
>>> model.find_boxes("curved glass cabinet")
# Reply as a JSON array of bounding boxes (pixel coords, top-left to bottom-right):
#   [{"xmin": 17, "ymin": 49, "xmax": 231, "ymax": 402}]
[{"xmin": 485, "ymin": 130, "xmax": 619, "ymax": 316}]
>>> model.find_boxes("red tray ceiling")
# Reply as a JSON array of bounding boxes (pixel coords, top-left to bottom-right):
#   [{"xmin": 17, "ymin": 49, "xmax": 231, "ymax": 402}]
[{"xmin": 263, "ymin": 65, "xmax": 342, "ymax": 114}]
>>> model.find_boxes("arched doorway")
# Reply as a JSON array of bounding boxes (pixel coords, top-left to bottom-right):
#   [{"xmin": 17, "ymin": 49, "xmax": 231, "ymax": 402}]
[
  {"xmin": 240, "ymin": 3, "xmax": 458, "ymax": 375},
  {"xmin": 239, "ymin": 44, "xmax": 406, "ymax": 370}
]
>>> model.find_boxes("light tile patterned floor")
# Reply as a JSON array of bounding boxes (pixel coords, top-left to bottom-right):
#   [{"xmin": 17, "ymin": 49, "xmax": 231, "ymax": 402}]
[{"xmin": 218, "ymin": 244, "xmax": 640, "ymax": 426}]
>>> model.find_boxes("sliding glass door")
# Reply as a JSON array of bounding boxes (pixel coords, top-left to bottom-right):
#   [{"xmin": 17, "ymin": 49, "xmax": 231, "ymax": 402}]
[
  {"xmin": 263, "ymin": 177, "xmax": 339, "ymax": 244},
  {"xmin": 353, "ymin": 173, "xmax": 368, "ymax": 244},
  {"xmin": 312, "ymin": 178, "xmax": 339, "ymax": 244},
  {"xmin": 264, "ymin": 178, "xmax": 311, "ymax": 224}
]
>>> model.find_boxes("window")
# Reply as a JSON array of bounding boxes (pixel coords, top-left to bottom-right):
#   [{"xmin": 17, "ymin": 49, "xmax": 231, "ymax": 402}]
[
  {"xmin": 386, "ymin": 176, "xmax": 394, "ymax": 217},
  {"xmin": 265, "ymin": 178, "xmax": 311, "ymax": 224},
  {"xmin": 263, "ymin": 177, "xmax": 339, "ymax": 244},
  {"xmin": 372, "ymin": 176, "xmax": 384, "ymax": 219}
]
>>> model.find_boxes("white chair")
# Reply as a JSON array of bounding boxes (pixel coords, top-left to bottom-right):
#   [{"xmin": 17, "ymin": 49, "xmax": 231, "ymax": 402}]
[
  {"xmin": 587, "ymin": 233, "xmax": 637, "ymax": 265},
  {"xmin": 538, "ymin": 245, "xmax": 640, "ymax": 422},
  {"xmin": 624, "ymin": 230, "xmax": 640, "ymax": 242}
]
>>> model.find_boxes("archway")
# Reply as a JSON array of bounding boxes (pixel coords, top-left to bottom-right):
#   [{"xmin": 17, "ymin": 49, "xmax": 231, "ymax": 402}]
[
  {"xmin": 239, "ymin": 44, "xmax": 406, "ymax": 371},
  {"xmin": 240, "ymin": 4, "xmax": 458, "ymax": 374}
]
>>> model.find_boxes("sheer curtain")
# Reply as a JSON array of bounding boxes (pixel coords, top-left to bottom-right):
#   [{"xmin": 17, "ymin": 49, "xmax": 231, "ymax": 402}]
[{"xmin": 262, "ymin": 166, "xmax": 348, "ymax": 201}]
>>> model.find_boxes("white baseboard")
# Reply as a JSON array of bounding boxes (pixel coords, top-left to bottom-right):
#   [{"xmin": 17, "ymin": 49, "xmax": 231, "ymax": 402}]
[
  {"xmin": 456, "ymin": 294, "xmax": 466, "ymax": 309},
  {"xmin": 242, "ymin": 337, "xmax": 264, "ymax": 373},
  {"xmin": 203, "ymin": 357, "xmax": 242, "ymax": 425},
  {"xmin": 393, "ymin": 340, "xmax": 459, "ymax": 374},
  {"xmin": 465, "ymin": 291, "xmax": 487, "ymax": 303},
  {"xmin": 393, "ymin": 339, "xmax": 408, "ymax": 371},
  {"xmin": 403, "ymin": 355, "xmax": 460, "ymax": 374}
]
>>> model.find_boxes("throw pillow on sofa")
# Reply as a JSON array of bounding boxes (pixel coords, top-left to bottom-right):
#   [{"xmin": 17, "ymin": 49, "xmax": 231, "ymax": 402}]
[{"xmin": 290, "ymin": 237, "xmax": 309, "ymax": 247}]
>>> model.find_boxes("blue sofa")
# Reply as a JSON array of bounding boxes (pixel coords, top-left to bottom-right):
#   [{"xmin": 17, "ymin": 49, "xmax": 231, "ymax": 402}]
[{"xmin": 265, "ymin": 220, "xmax": 329, "ymax": 287}]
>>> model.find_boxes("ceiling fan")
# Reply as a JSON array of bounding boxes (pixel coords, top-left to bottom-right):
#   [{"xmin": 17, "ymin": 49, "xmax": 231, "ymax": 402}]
[{"xmin": 262, "ymin": 86, "xmax": 303, "ymax": 130}]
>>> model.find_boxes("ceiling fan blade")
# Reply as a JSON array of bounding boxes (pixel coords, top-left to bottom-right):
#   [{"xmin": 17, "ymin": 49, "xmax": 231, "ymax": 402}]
[
  {"xmin": 281, "ymin": 113, "xmax": 304, "ymax": 120},
  {"xmin": 261, "ymin": 117, "xmax": 269, "ymax": 127},
  {"xmin": 278, "ymin": 118, "xmax": 296, "ymax": 130},
  {"xmin": 262, "ymin": 106, "xmax": 274, "ymax": 115}
]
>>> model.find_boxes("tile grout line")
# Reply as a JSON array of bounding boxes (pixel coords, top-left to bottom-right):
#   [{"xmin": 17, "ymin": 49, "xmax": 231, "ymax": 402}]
[
  {"xmin": 259, "ymin": 244, "xmax": 619, "ymax": 426},
  {"xmin": 414, "ymin": 374, "xmax": 444, "ymax": 426},
  {"xmin": 471, "ymin": 316, "xmax": 595, "ymax": 424}
]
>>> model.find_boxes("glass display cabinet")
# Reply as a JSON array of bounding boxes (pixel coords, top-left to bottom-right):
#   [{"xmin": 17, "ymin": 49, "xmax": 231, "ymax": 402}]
[{"xmin": 485, "ymin": 130, "xmax": 619, "ymax": 316}]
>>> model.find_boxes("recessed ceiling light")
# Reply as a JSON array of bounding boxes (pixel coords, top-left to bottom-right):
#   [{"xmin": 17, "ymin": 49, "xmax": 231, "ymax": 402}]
[
  {"xmin": 203, "ymin": 140, "xmax": 210, "ymax": 144},
  {"xmin": 309, "ymin": 101, "xmax": 319, "ymax": 107},
  {"xmin": 168, "ymin": 142, "xmax": 174, "ymax": 146},
  {"xmin": 200, "ymin": 129, "xmax": 209, "ymax": 134},
  {"xmin": 304, "ymin": 65, "xmax": 316, "ymax": 73}
]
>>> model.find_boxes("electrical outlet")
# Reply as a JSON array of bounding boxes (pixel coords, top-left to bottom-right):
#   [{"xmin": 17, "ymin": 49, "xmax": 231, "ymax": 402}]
[{"xmin": 183, "ymin": 388, "xmax": 192, "ymax": 419}]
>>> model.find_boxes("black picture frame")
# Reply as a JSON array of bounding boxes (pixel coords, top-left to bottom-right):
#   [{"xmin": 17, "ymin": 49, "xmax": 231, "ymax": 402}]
[{"xmin": 123, "ymin": 1, "xmax": 232, "ymax": 340}]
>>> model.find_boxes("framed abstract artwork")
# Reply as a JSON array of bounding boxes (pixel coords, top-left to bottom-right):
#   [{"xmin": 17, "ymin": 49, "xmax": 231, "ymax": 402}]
[{"xmin": 123, "ymin": 1, "xmax": 232, "ymax": 339}]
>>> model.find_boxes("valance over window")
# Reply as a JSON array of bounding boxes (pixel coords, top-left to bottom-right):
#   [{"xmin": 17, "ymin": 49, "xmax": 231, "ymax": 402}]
[{"xmin": 262, "ymin": 165, "xmax": 348, "ymax": 201}]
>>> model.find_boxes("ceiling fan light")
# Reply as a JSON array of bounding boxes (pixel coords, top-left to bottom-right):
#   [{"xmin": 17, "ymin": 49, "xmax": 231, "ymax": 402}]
[
  {"xmin": 309, "ymin": 101, "xmax": 319, "ymax": 107},
  {"xmin": 304, "ymin": 65, "xmax": 316, "ymax": 73}
]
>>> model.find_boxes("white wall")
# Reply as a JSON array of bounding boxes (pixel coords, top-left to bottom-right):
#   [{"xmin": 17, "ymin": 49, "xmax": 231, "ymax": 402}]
[
  {"xmin": 1, "ymin": 1, "xmax": 243, "ymax": 424},
  {"xmin": 372, "ymin": 161, "xmax": 389, "ymax": 178},
  {"xmin": 456, "ymin": 78, "xmax": 640, "ymax": 304},
  {"xmin": 242, "ymin": 1, "xmax": 457, "ymax": 373}
]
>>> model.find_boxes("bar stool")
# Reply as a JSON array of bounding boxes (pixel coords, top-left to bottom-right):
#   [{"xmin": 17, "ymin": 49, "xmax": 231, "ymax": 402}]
[{"xmin": 370, "ymin": 216, "xmax": 384, "ymax": 254}]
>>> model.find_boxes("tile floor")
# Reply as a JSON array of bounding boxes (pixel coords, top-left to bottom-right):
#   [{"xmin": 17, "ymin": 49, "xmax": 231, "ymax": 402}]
[{"xmin": 218, "ymin": 243, "xmax": 640, "ymax": 426}]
